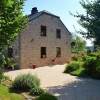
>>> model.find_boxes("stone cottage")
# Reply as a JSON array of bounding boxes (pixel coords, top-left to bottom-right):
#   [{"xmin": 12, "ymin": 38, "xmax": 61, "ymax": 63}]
[{"xmin": 10, "ymin": 7, "xmax": 71, "ymax": 69}]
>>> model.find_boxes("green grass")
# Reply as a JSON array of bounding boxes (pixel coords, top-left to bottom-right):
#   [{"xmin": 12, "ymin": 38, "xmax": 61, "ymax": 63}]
[{"xmin": 0, "ymin": 84, "xmax": 24, "ymax": 100}]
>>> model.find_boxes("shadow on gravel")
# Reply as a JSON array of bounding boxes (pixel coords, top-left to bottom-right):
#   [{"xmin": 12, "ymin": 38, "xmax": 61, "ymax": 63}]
[{"xmin": 47, "ymin": 78, "xmax": 100, "ymax": 100}]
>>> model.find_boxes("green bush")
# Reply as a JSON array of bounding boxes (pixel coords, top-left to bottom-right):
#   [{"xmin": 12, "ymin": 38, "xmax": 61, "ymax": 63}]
[
  {"xmin": 30, "ymin": 87, "xmax": 45, "ymax": 96},
  {"xmin": 72, "ymin": 52, "xmax": 86, "ymax": 61},
  {"xmin": 65, "ymin": 51, "xmax": 100, "ymax": 79},
  {"xmin": 4, "ymin": 57, "xmax": 17, "ymax": 70},
  {"xmin": 70, "ymin": 67, "xmax": 87, "ymax": 77},
  {"xmin": 82, "ymin": 55, "xmax": 100, "ymax": 79},
  {"xmin": 83, "ymin": 56, "xmax": 96, "ymax": 72},
  {"xmin": 11, "ymin": 74, "xmax": 40, "ymax": 92},
  {"xmin": 64, "ymin": 61, "xmax": 81, "ymax": 73},
  {"xmin": 88, "ymin": 51, "xmax": 100, "ymax": 57},
  {"xmin": 87, "ymin": 52, "xmax": 97, "ymax": 57},
  {"xmin": 0, "ymin": 72, "xmax": 3, "ymax": 83},
  {"xmin": 71, "ymin": 55, "xmax": 78, "ymax": 61},
  {"xmin": 36, "ymin": 93, "xmax": 57, "ymax": 100}
]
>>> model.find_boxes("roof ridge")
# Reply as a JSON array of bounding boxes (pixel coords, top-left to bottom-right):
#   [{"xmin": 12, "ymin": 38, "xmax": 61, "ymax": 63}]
[
  {"xmin": 41, "ymin": 10, "xmax": 59, "ymax": 18},
  {"xmin": 29, "ymin": 10, "xmax": 59, "ymax": 22}
]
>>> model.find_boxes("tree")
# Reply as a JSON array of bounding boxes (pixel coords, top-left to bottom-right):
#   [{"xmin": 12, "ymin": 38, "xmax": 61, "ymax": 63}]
[
  {"xmin": 71, "ymin": 36, "xmax": 86, "ymax": 53},
  {"xmin": 0, "ymin": 0, "xmax": 27, "ymax": 68},
  {"xmin": 75, "ymin": 0, "xmax": 100, "ymax": 47}
]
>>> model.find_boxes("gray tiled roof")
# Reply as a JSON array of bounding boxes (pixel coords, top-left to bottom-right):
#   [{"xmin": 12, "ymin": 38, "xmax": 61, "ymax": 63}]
[{"xmin": 29, "ymin": 10, "xmax": 59, "ymax": 22}]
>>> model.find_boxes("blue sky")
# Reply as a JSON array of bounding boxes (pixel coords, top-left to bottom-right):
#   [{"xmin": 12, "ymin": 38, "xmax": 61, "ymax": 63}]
[{"xmin": 23, "ymin": 0, "xmax": 92, "ymax": 46}]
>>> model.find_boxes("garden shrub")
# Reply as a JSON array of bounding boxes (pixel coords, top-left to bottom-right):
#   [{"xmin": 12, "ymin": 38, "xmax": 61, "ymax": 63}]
[
  {"xmin": 36, "ymin": 93, "xmax": 57, "ymax": 100},
  {"xmin": 66, "ymin": 51, "xmax": 100, "ymax": 79},
  {"xmin": 87, "ymin": 52, "xmax": 97, "ymax": 57},
  {"xmin": 94, "ymin": 65, "xmax": 100, "ymax": 79},
  {"xmin": 72, "ymin": 52, "xmax": 87, "ymax": 61},
  {"xmin": 4, "ymin": 57, "xmax": 17, "ymax": 70},
  {"xmin": 71, "ymin": 55, "xmax": 78, "ymax": 61},
  {"xmin": 64, "ymin": 61, "xmax": 81, "ymax": 73},
  {"xmin": 83, "ymin": 55, "xmax": 100, "ymax": 79},
  {"xmin": 83, "ymin": 56, "xmax": 96, "ymax": 71},
  {"xmin": 87, "ymin": 51, "xmax": 100, "ymax": 58},
  {"xmin": 11, "ymin": 74, "xmax": 40, "ymax": 92},
  {"xmin": 70, "ymin": 67, "xmax": 87, "ymax": 77},
  {"xmin": 30, "ymin": 87, "xmax": 45, "ymax": 96},
  {"xmin": 82, "ymin": 55, "xmax": 88, "ymax": 61},
  {"xmin": 0, "ymin": 72, "xmax": 3, "ymax": 83}
]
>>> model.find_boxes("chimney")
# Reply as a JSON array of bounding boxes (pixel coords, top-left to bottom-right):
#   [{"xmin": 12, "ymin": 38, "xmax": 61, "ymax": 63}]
[{"xmin": 31, "ymin": 7, "xmax": 38, "ymax": 15}]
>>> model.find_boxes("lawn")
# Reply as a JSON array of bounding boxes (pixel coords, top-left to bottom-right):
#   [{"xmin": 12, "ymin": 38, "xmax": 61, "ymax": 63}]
[{"xmin": 0, "ymin": 84, "xmax": 24, "ymax": 100}]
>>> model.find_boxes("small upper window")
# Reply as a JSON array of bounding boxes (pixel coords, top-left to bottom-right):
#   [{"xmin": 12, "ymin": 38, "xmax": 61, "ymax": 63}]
[
  {"xmin": 56, "ymin": 29, "xmax": 61, "ymax": 39},
  {"xmin": 56, "ymin": 47, "xmax": 61, "ymax": 57},
  {"xmin": 41, "ymin": 25, "xmax": 47, "ymax": 36}
]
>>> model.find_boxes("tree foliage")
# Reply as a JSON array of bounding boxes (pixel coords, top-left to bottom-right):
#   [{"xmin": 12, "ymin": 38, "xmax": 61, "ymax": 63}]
[
  {"xmin": 71, "ymin": 36, "xmax": 86, "ymax": 53},
  {"xmin": 75, "ymin": 0, "xmax": 100, "ymax": 46},
  {"xmin": 0, "ymin": 0, "xmax": 27, "ymax": 52},
  {"xmin": 0, "ymin": 0, "xmax": 27, "ymax": 68}
]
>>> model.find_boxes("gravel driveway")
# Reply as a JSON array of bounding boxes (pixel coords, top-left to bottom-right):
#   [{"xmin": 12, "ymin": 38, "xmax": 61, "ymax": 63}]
[{"xmin": 5, "ymin": 65, "xmax": 100, "ymax": 100}]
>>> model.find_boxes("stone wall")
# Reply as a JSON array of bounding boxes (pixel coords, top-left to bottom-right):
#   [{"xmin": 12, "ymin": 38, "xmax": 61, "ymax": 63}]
[{"xmin": 14, "ymin": 13, "xmax": 71, "ymax": 69}]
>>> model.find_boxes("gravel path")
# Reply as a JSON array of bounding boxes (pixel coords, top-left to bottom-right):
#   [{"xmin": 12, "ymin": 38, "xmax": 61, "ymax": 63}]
[{"xmin": 5, "ymin": 65, "xmax": 100, "ymax": 100}]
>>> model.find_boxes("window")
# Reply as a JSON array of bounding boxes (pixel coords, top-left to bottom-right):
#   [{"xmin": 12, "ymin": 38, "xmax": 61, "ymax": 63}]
[
  {"xmin": 41, "ymin": 25, "xmax": 47, "ymax": 36},
  {"xmin": 56, "ymin": 47, "xmax": 61, "ymax": 57},
  {"xmin": 8, "ymin": 48, "xmax": 13, "ymax": 57},
  {"xmin": 56, "ymin": 29, "xmax": 61, "ymax": 39},
  {"xmin": 41, "ymin": 47, "xmax": 46, "ymax": 58}
]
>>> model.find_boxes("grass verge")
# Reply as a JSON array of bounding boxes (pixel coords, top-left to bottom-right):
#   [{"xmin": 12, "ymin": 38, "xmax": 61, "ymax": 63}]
[{"xmin": 0, "ymin": 84, "xmax": 24, "ymax": 100}]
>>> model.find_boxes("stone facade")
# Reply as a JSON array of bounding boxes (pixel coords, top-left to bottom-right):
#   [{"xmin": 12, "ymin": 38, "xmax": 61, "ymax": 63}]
[{"xmin": 13, "ymin": 10, "xmax": 71, "ymax": 69}]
